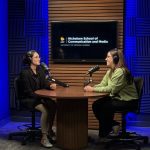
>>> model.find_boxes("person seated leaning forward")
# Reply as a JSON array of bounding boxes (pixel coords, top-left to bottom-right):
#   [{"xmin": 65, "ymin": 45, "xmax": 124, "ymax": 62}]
[
  {"xmin": 20, "ymin": 50, "xmax": 57, "ymax": 148},
  {"xmin": 84, "ymin": 48, "xmax": 138, "ymax": 141}
]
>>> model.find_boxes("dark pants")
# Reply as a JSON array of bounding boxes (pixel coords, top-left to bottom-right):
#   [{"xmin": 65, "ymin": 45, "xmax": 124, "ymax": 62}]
[{"xmin": 92, "ymin": 96, "xmax": 138, "ymax": 137}]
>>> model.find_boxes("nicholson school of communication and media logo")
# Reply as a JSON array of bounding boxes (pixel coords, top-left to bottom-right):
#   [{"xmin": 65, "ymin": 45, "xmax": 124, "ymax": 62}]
[{"xmin": 59, "ymin": 36, "xmax": 109, "ymax": 47}]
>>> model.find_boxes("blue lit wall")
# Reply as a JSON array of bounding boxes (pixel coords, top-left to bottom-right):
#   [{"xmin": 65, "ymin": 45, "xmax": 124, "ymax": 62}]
[
  {"xmin": 25, "ymin": 0, "xmax": 49, "ymax": 64},
  {"xmin": 125, "ymin": 0, "xmax": 150, "ymax": 113},
  {"xmin": 0, "ymin": 0, "xmax": 9, "ymax": 122}
]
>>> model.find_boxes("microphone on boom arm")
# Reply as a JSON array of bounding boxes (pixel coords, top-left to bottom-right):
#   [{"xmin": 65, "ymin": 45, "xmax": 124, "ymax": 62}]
[
  {"xmin": 40, "ymin": 62, "xmax": 69, "ymax": 87},
  {"xmin": 86, "ymin": 65, "xmax": 100, "ymax": 75},
  {"xmin": 40, "ymin": 62, "xmax": 50, "ymax": 73},
  {"xmin": 84, "ymin": 65, "xmax": 100, "ymax": 86}
]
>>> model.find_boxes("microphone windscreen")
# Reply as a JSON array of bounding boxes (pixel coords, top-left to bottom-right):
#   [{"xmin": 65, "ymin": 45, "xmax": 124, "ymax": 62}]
[
  {"xmin": 87, "ymin": 65, "xmax": 100, "ymax": 75},
  {"xmin": 41, "ymin": 62, "xmax": 50, "ymax": 72}
]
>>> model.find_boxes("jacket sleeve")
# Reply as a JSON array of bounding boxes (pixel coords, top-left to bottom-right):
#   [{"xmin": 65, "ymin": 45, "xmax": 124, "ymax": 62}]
[
  {"xmin": 38, "ymin": 67, "xmax": 51, "ymax": 90},
  {"xmin": 110, "ymin": 69, "xmax": 127, "ymax": 95},
  {"xmin": 93, "ymin": 68, "xmax": 126, "ymax": 94},
  {"xmin": 20, "ymin": 70, "xmax": 39, "ymax": 99},
  {"xmin": 94, "ymin": 70, "xmax": 109, "ymax": 88}
]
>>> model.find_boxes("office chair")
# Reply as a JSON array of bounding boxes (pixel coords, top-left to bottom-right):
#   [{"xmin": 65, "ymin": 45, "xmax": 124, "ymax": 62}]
[
  {"xmin": 105, "ymin": 77, "xmax": 149, "ymax": 150},
  {"xmin": 8, "ymin": 76, "xmax": 41, "ymax": 145}
]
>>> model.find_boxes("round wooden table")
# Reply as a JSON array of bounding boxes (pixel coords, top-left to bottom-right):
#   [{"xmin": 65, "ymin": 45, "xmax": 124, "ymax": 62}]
[{"xmin": 35, "ymin": 86, "xmax": 108, "ymax": 150}]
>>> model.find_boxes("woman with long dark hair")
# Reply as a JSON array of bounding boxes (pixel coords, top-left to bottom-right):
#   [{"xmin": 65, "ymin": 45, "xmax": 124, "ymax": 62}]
[{"xmin": 84, "ymin": 49, "xmax": 138, "ymax": 140}]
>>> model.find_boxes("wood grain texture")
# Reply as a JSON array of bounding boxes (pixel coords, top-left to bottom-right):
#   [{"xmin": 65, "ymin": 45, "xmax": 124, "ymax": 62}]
[{"xmin": 48, "ymin": 0, "xmax": 124, "ymax": 129}]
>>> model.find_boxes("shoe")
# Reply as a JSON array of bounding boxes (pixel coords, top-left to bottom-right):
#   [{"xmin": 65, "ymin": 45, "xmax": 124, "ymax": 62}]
[
  {"xmin": 49, "ymin": 129, "xmax": 56, "ymax": 137},
  {"xmin": 48, "ymin": 130, "xmax": 56, "ymax": 144},
  {"xmin": 49, "ymin": 135, "xmax": 56, "ymax": 144},
  {"xmin": 94, "ymin": 137, "xmax": 110, "ymax": 144},
  {"xmin": 41, "ymin": 138, "xmax": 53, "ymax": 148},
  {"xmin": 51, "ymin": 135, "xmax": 56, "ymax": 141},
  {"xmin": 109, "ymin": 125, "xmax": 121, "ymax": 136}
]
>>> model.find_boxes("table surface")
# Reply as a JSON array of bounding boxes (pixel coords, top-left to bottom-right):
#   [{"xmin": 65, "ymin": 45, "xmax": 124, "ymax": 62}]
[{"xmin": 35, "ymin": 86, "xmax": 108, "ymax": 99}]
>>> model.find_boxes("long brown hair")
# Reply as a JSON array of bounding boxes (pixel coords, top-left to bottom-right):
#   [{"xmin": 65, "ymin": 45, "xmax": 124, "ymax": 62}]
[{"xmin": 108, "ymin": 48, "xmax": 133, "ymax": 84}]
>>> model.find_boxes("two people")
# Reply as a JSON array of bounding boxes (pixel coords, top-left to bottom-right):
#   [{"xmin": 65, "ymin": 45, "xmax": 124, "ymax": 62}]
[
  {"xmin": 84, "ymin": 48, "xmax": 138, "ymax": 139},
  {"xmin": 21, "ymin": 48, "xmax": 139, "ymax": 146},
  {"xmin": 20, "ymin": 50, "xmax": 56, "ymax": 148}
]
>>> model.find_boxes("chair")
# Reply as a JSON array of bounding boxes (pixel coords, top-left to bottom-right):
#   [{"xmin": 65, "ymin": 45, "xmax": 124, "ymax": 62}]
[
  {"xmin": 105, "ymin": 77, "xmax": 149, "ymax": 150},
  {"xmin": 9, "ymin": 76, "xmax": 41, "ymax": 145}
]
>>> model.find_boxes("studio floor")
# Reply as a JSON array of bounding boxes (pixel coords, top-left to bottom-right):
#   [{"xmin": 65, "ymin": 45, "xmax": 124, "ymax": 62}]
[{"xmin": 0, "ymin": 121, "xmax": 150, "ymax": 150}]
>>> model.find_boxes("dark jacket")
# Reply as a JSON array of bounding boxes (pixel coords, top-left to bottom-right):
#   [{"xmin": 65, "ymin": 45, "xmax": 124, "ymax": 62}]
[{"xmin": 20, "ymin": 66, "xmax": 51, "ymax": 99}]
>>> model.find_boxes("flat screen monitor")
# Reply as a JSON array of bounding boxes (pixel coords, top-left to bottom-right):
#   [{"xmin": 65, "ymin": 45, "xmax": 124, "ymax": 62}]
[{"xmin": 51, "ymin": 21, "xmax": 117, "ymax": 63}]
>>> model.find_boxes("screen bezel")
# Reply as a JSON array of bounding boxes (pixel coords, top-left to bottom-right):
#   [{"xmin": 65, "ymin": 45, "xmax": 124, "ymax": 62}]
[{"xmin": 50, "ymin": 20, "xmax": 118, "ymax": 64}]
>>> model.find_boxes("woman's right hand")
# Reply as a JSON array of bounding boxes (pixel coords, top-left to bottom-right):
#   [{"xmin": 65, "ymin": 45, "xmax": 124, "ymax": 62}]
[
  {"xmin": 50, "ymin": 83, "xmax": 56, "ymax": 90},
  {"xmin": 84, "ymin": 85, "xmax": 94, "ymax": 92}
]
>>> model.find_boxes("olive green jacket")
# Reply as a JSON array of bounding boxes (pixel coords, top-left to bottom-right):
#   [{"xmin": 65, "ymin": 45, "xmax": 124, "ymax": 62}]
[{"xmin": 93, "ymin": 68, "xmax": 138, "ymax": 101}]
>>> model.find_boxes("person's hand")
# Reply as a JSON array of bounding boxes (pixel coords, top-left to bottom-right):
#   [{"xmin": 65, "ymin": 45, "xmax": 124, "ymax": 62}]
[
  {"xmin": 84, "ymin": 85, "xmax": 94, "ymax": 92},
  {"xmin": 50, "ymin": 83, "xmax": 56, "ymax": 90}
]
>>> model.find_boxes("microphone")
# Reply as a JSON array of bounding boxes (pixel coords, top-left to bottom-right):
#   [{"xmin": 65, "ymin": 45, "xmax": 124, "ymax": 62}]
[
  {"xmin": 46, "ymin": 75, "xmax": 69, "ymax": 87},
  {"xmin": 83, "ymin": 79, "xmax": 92, "ymax": 87},
  {"xmin": 41, "ymin": 62, "xmax": 50, "ymax": 73},
  {"xmin": 53, "ymin": 78, "xmax": 69, "ymax": 87},
  {"xmin": 41, "ymin": 62, "xmax": 69, "ymax": 87},
  {"xmin": 46, "ymin": 75, "xmax": 56, "ymax": 82},
  {"xmin": 86, "ymin": 65, "xmax": 100, "ymax": 75}
]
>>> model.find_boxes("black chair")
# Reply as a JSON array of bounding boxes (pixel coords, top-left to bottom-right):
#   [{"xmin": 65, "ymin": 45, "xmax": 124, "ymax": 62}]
[
  {"xmin": 9, "ymin": 76, "xmax": 41, "ymax": 145},
  {"xmin": 105, "ymin": 77, "xmax": 149, "ymax": 150}
]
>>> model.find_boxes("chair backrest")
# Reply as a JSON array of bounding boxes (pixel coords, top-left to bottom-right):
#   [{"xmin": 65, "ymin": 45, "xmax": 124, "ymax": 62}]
[
  {"xmin": 14, "ymin": 76, "xmax": 37, "ymax": 128},
  {"xmin": 133, "ymin": 77, "xmax": 144, "ymax": 113},
  {"xmin": 14, "ymin": 76, "xmax": 24, "ymax": 110},
  {"xmin": 118, "ymin": 77, "xmax": 144, "ymax": 133}
]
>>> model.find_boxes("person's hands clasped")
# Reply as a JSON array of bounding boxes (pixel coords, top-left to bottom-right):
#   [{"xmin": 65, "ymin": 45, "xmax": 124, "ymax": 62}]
[
  {"xmin": 84, "ymin": 85, "xmax": 94, "ymax": 92},
  {"xmin": 50, "ymin": 83, "xmax": 57, "ymax": 90}
]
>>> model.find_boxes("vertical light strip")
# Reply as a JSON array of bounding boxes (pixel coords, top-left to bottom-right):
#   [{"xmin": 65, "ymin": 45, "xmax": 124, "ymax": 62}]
[{"xmin": 0, "ymin": 0, "xmax": 9, "ymax": 123}]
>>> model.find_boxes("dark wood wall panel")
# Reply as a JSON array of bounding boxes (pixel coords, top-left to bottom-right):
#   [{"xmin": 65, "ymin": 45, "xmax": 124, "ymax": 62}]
[{"xmin": 48, "ymin": 0, "xmax": 124, "ymax": 129}]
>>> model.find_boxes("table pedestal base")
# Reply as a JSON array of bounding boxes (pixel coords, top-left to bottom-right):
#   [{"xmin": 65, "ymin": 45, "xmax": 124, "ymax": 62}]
[{"xmin": 57, "ymin": 98, "xmax": 88, "ymax": 150}]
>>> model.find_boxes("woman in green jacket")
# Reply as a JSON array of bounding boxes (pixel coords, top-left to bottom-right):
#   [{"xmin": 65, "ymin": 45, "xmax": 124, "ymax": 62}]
[{"xmin": 84, "ymin": 49, "xmax": 138, "ymax": 139}]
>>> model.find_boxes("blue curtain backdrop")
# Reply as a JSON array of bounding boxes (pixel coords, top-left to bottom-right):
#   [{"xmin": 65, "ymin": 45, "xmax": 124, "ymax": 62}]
[
  {"xmin": 0, "ymin": 0, "xmax": 9, "ymax": 123},
  {"xmin": 125, "ymin": 0, "xmax": 150, "ymax": 113}
]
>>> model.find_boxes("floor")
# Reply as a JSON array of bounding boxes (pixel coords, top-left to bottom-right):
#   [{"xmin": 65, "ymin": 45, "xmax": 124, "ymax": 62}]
[{"xmin": 0, "ymin": 121, "xmax": 150, "ymax": 150}]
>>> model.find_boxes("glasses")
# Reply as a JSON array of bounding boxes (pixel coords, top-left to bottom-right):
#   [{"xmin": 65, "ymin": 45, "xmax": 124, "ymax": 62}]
[{"xmin": 33, "ymin": 56, "xmax": 40, "ymax": 59}]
